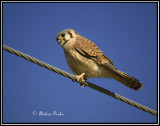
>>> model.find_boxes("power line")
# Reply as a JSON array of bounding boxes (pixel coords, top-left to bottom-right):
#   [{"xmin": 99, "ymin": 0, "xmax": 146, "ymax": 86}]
[{"xmin": 3, "ymin": 44, "xmax": 157, "ymax": 116}]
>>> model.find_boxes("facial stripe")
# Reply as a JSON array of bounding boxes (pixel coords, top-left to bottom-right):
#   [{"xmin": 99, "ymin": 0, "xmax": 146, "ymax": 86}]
[{"xmin": 68, "ymin": 31, "xmax": 73, "ymax": 38}]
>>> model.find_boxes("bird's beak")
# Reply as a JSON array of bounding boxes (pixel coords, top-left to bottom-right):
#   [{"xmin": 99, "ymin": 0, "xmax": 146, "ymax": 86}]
[{"xmin": 56, "ymin": 36, "xmax": 61, "ymax": 44}]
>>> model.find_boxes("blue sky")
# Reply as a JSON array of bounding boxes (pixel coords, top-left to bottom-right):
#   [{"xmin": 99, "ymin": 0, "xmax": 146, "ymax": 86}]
[{"xmin": 3, "ymin": 2, "xmax": 157, "ymax": 123}]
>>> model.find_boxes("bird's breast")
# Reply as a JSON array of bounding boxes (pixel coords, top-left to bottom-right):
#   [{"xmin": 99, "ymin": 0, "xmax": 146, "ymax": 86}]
[{"xmin": 64, "ymin": 49, "xmax": 101, "ymax": 78}]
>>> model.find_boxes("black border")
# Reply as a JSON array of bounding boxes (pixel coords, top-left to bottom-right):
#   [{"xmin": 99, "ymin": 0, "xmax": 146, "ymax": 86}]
[{"xmin": 1, "ymin": 1, "xmax": 159, "ymax": 125}]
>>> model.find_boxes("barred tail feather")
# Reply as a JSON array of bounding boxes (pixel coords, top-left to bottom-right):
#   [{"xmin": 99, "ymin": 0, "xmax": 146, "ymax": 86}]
[{"xmin": 114, "ymin": 70, "xmax": 144, "ymax": 91}]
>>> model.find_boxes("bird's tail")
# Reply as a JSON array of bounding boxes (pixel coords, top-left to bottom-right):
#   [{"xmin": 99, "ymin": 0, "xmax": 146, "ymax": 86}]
[{"xmin": 114, "ymin": 70, "xmax": 144, "ymax": 91}]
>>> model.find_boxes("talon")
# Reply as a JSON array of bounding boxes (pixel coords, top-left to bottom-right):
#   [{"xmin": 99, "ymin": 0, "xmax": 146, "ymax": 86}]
[
  {"xmin": 76, "ymin": 73, "xmax": 87, "ymax": 87},
  {"xmin": 81, "ymin": 83, "xmax": 86, "ymax": 88},
  {"xmin": 76, "ymin": 73, "xmax": 86, "ymax": 82}
]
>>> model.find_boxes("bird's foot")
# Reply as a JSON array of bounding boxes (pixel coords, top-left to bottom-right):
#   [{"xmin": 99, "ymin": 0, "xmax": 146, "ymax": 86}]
[
  {"xmin": 76, "ymin": 73, "xmax": 86, "ymax": 82},
  {"xmin": 76, "ymin": 73, "xmax": 87, "ymax": 88},
  {"xmin": 81, "ymin": 83, "xmax": 87, "ymax": 88}
]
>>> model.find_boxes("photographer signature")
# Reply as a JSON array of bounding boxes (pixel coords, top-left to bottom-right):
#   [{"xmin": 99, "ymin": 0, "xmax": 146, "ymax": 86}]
[{"xmin": 32, "ymin": 110, "xmax": 64, "ymax": 117}]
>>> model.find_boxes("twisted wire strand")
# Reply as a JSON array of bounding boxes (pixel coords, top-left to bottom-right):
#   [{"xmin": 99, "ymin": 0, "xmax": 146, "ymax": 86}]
[{"xmin": 3, "ymin": 44, "xmax": 157, "ymax": 116}]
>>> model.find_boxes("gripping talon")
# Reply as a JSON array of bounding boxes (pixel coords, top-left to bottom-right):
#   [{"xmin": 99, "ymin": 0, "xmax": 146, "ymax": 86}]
[
  {"xmin": 81, "ymin": 83, "xmax": 86, "ymax": 88},
  {"xmin": 76, "ymin": 73, "xmax": 86, "ymax": 82},
  {"xmin": 76, "ymin": 73, "xmax": 87, "ymax": 87}
]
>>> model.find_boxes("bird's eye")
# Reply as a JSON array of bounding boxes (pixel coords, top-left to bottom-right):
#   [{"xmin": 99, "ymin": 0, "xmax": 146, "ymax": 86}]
[{"xmin": 61, "ymin": 34, "xmax": 65, "ymax": 37}]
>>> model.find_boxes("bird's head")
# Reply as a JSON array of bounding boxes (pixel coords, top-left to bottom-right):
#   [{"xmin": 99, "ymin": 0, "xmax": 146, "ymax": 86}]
[{"xmin": 56, "ymin": 29, "xmax": 78, "ymax": 47}]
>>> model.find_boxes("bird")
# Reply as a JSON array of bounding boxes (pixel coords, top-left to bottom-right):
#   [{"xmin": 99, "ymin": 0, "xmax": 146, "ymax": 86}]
[{"xmin": 56, "ymin": 29, "xmax": 144, "ymax": 90}]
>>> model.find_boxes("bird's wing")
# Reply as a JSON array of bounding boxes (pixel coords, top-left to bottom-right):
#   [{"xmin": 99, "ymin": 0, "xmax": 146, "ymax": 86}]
[
  {"xmin": 75, "ymin": 35, "xmax": 113, "ymax": 65},
  {"xmin": 75, "ymin": 35, "xmax": 123, "ymax": 77},
  {"xmin": 74, "ymin": 35, "xmax": 143, "ymax": 90}
]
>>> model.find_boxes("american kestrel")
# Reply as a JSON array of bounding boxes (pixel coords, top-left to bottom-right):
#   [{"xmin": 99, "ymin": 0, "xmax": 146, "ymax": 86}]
[{"xmin": 56, "ymin": 29, "xmax": 143, "ymax": 90}]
